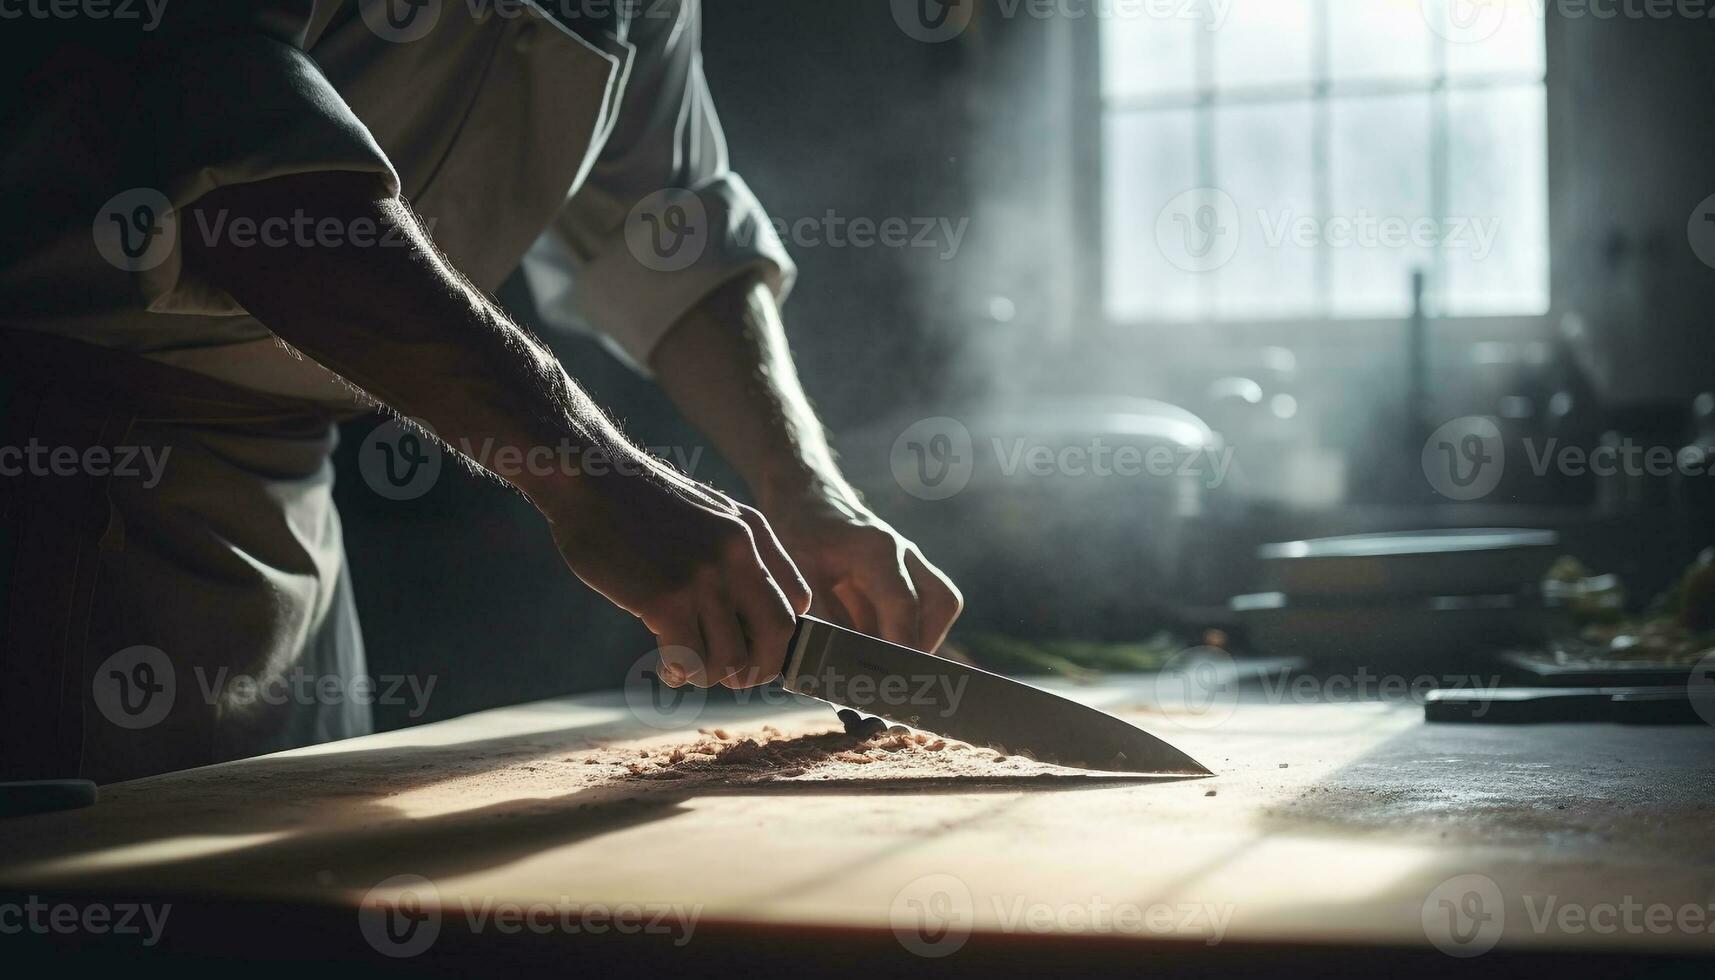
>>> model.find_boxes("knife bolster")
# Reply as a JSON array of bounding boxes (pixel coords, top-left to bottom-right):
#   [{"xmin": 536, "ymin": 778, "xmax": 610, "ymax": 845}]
[{"xmin": 781, "ymin": 616, "xmax": 833, "ymax": 695}]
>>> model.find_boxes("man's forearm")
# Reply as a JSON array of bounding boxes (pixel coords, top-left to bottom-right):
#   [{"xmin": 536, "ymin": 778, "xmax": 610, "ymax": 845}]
[
  {"xmin": 184, "ymin": 173, "xmax": 632, "ymax": 520},
  {"xmin": 179, "ymin": 176, "xmax": 814, "ymax": 687},
  {"xmin": 648, "ymin": 275, "xmax": 859, "ymax": 512}
]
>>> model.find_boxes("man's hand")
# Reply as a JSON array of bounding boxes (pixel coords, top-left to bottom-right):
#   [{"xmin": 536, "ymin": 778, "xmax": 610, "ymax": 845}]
[
  {"xmin": 547, "ymin": 455, "xmax": 811, "ymax": 689},
  {"xmin": 762, "ymin": 489, "xmax": 962, "ymax": 653},
  {"xmin": 650, "ymin": 276, "xmax": 965, "ymax": 653}
]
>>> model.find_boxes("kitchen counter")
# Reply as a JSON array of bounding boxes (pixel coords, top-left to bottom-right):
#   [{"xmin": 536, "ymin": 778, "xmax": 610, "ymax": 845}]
[{"xmin": 2, "ymin": 677, "xmax": 1711, "ymax": 975}]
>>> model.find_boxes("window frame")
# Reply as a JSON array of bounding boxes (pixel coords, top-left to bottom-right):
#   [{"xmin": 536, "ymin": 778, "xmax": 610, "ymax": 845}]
[{"xmin": 1072, "ymin": 4, "xmax": 1553, "ymax": 341}]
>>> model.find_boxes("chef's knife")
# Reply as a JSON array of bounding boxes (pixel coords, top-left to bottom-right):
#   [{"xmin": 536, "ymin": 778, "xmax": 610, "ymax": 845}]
[{"xmin": 781, "ymin": 616, "xmax": 1212, "ymax": 775}]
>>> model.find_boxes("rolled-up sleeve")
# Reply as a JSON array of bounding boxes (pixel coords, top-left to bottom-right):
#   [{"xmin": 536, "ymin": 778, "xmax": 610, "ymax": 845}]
[
  {"xmin": 521, "ymin": 0, "xmax": 796, "ymax": 372},
  {"xmin": 138, "ymin": 3, "xmax": 400, "ymax": 315}
]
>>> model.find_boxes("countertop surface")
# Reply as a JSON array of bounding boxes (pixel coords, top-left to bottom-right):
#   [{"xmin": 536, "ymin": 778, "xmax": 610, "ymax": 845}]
[{"xmin": 2, "ymin": 675, "xmax": 1712, "ymax": 969}]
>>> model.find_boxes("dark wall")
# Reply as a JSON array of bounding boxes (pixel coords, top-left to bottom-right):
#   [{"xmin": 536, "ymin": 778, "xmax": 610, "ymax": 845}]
[{"xmin": 1547, "ymin": 9, "xmax": 1715, "ymax": 407}]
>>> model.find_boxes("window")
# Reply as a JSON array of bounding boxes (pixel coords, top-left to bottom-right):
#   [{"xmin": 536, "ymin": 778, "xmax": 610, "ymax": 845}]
[{"xmin": 1099, "ymin": 0, "xmax": 1548, "ymax": 322}]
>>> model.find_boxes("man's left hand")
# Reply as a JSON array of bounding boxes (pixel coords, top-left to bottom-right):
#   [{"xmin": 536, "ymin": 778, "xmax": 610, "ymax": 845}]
[{"xmin": 762, "ymin": 490, "xmax": 963, "ymax": 653}]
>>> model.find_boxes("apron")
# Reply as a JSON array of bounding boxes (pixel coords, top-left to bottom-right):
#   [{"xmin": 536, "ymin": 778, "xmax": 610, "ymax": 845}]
[
  {"xmin": 0, "ymin": 3, "xmax": 632, "ymax": 781},
  {"xmin": 0, "ymin": 331, "xmax": 369, "ymax": 784}
]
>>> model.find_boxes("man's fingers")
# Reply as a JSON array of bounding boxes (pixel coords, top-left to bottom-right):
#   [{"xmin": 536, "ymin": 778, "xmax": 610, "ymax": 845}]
[
  {"xmin": 905, "ymin": 548, "xmax": 963, "ymax": 652},
  {"xmin": 734, "ymin": 505, "xmax": 812, "ymax": 616},
  {"xmin": 653, "ymin": 622, "xmax": 705, "ymax": 689},
  {"xmin": 728, "ymin": 573, "xmax": 798, "ymax": 688},
  {"xmin": 856, "ymin": 552, "xmax": 922, "ymax": 650},
  {"xmin": 831, "ymin": 580, "xmax": 880, "ymax": 636},
  {"xmin": 732, "ymin": 597, "xmax": 796, "ymax": 688},
  {"xmin": 696, "ymin": 601, "xmax": 749, "ymax": 690}
]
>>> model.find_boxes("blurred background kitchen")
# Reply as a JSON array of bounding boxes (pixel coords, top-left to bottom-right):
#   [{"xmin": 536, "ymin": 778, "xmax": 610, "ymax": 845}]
[{"xmin": 336, "ymin": 0, "xmax": 1715, "ymax": 727}]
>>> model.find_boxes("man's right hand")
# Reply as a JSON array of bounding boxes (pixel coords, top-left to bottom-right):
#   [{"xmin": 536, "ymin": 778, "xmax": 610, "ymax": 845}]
[{"xmin": 546, "ymin": 453, "xmax": 812, "ymax": 690}]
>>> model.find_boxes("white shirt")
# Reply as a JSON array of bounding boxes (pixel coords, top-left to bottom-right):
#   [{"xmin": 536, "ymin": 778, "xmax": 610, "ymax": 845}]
[{"xmin": 0, "ymin": 0, "xmax": 794, "ymax": 399}]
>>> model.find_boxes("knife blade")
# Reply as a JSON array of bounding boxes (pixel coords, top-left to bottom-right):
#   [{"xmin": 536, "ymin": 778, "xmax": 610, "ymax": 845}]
[{"xmin": 780, "ymin": 616, "xmax": 1212, "ymax": 775}]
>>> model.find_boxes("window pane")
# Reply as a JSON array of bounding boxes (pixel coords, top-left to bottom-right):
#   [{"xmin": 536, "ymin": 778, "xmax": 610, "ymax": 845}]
[
  {"xmin": 1326, "ymin": 0, "xmax": 1435, "ymax": 83},
  {"xmin": 1442, "ymin": 85, "xmax": 1549, "ymax": 315},
  {"xmin": 1104, "ymin": 109, "xmax": 1200, "ymax": 319},
  {"xmin": 1209, "ymin": 101, "xmax": 1319, "ymax": 318},
  {"xmin": 1101, "ymin": 14, "xmax": 1198, "ymax": 99},
  {"xmin": 1328, "ymin": 93, "xmax": 1433, "ymax": 318},
  {"xmin": 1434, "ymin": 0, "xmax": 1546, "ymax": 78},
  {"xmin": 1212, "ymin": 0, "xmax": 1315, "ymax": 90}
]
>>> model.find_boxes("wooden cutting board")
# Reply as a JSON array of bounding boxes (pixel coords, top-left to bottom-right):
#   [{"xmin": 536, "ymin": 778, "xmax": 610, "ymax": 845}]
[{"xmin": 1, "ymin": 684, "xmax": 1711, "ymax": 962}]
